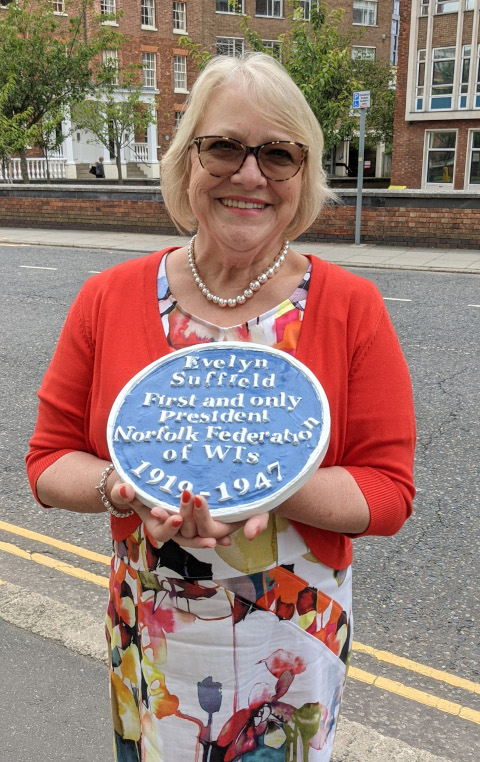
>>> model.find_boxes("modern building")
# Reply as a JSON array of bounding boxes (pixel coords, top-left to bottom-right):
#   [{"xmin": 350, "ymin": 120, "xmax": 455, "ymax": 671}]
[
  {"xmin": 391, "ymin": 0, "xmax": 480, "ymax": 189},
  {"xmin": 1, "ymin": 0, "xmax": 402, "ymax": 181}
]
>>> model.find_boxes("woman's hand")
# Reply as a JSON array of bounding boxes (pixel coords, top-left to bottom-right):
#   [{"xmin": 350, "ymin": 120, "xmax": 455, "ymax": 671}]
[{"xmin": 110, "ymin": 482, "xmax": 269, "ymax": 549}]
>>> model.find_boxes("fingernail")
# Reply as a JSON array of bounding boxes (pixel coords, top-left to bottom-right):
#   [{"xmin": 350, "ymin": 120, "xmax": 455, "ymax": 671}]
[
  {"xmin": 182, "ymin": 490, "xmax": 191, "ymax": 503},
  {"xmin": 172, "ymin": 518, "xmax": 183, "ymax": 527},
  {"xmin": 194, "ymin": 496, "xmax": 202, "ymax": 508},
  {"xmin": 119, "ymin": 485, "xmax": 128, "ymax": 499}
]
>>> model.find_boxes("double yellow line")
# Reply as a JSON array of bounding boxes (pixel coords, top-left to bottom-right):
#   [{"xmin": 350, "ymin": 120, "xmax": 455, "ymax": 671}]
[{"xmin": 0, "ymin": 518, "xmax": 479, "ymax": 725}]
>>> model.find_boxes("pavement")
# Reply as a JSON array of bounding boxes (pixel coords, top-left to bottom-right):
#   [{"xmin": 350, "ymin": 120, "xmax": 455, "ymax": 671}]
[{"xmin": 0, "ymin": 225, "xmax": 479, "ymax": 272}]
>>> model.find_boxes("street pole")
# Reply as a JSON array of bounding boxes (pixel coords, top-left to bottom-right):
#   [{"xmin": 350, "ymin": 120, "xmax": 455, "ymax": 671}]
[{"xmin": 355, "ymin": 106, "xmax": 367, "ymax": 246}]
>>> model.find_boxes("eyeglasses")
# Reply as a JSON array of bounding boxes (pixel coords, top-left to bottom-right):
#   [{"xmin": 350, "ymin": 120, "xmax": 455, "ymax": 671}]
[{"xmin": 191, "ymin": 136, "xmax": 309, "ymax": 182}]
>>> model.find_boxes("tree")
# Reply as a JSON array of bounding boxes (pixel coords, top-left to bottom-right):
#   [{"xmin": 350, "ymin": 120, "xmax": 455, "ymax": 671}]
[
  {"xmin": 181, "ymin": 1, "xmax": 396, "ymax": 162},
  {"xmin": 0, "ymin": 77, "xmax": 38, "ymax": 182},
  {"xmin": 73, "ymin": 64, "xmax": 157, "ymax": 184},
  {"xmin": 0, "ymin": 0, "xmax": 121, "ymax": 181}
]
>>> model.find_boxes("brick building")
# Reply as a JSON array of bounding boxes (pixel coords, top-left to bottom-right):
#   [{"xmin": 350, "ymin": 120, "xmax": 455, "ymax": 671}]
[
  {"xmin": 391, "ymin": 0, "xmax": 480, "ymax": 189},
  {"xmin": 1, "ymin": 0, "xmax": 401, "ymax": 181}
]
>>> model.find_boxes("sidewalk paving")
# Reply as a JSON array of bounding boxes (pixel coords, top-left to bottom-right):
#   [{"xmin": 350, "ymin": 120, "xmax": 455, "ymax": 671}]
[{"xmin": 0, "ymin": 226, "xmax": 479, "ymax": 273}]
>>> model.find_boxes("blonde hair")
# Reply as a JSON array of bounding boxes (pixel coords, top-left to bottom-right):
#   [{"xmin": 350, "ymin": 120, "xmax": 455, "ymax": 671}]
[{"xmin": 161, "ymin": 53, "xmax": 333, "ymax": 240}]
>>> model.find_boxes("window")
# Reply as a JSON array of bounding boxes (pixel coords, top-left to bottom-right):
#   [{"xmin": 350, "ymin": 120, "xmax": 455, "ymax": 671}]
[
  {"xmin": 142, "ymin": 52, "xmax": 156, "ymax": 88},
  {"xmin": 1, "ymin": 0, "xmax": 14, "ymax": 6},
  {"xmin": 436, "ymin": 1, "xmax": 459, "ymax": 12},
  {"xmin": 353, "ymin": 0, "xmax": 377, "ymax": 25},
  {"xmin": 216, "ymin": 0, "xmax": 244, "ymax": 12},
  {"xmin": 141, "ymin": 0, "xmax": 155, "ymax": 27},
  {"xmin": 173, "ymin": 1, "xmax": 186, "ymax": 31},
  {"xmin": 352, "ymin": 46, "xmax": 376, "ymax": 61},
  {"xmin": 466, "ymin": 0, "xmax": 475, "ymax": 8},
  {"xmin": 101, "ymin": 0, "xmax": 115, "ymax": 15},
  {"xmin": 420, "ymin": 0, "xmax": 429, "ymax": 14},
  {"xmin": 467, "ymin": 131, "xmax": 480, "ymax": 186},
  {"xmin": 391, "ymin": 18, "xmax": 399, "ymax": 65},
  {"xmin": 431, "ymin": 47, "xmax": 455, "ymax": 109},
  {"xmin": 476, "ymin": 44, "xmax": 480, "ymax": 108},
  {"xmin": 299, "ymin": 0, "xmax": 317, "ymax": 20},
  {"xmin": 216, "ymin": 37, "xmax": 244, "ymax": 57},
  {"xmin": 425, "ymin": 131, "xmax": 456, "ymax": 185},
  {"xmin": 174, "ymin": 111, "xmax": 184, "ymax": 131},
  {"xmin": 416, "ymin": 49, "xmax": 426, "ymax": 110},
  {"xmin": 459, "ymin": 45, "xmax": 471, "ymax": 109},
  {"xmin": 256, "ymin": 0, "xmax": 282, "ymax": 18},
  {"xmin": 52, "ymin": 0, "xmax": 65, "ymax": 12},
  {"xmin": 103, "ymin": 49, "xmax": 118, "ymax": 85},
  {"xmin": 262, "ymin": 40, "xmax": 282, "ymax": 58},
  {"xmin": 174, "ymin": 55, "xmax": 187, "ymax": 92}
]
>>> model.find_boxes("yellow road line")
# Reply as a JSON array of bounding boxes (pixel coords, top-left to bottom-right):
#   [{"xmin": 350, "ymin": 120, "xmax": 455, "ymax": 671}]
[
  {"xmin": 349, "ymin": 667, "xmax": 480, "ymax": 725},
  {"xmin": 352, "ymin": 641, "xmax": 480, "ymax": 696},
  {"xmin": 2, "ymin": 518, "xmax": 480, "ymax": 720},
  {"xmin": 0, "ymin": 519, "xmax": 111, "ymax": 566},
  {"xmin": 0, "ymin": 540, "xmax": 109, "ymax": 588}
]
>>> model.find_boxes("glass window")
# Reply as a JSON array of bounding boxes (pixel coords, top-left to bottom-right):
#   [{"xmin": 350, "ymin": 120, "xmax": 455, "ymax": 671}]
[
  {"xmin": 216, "ymin": 37, "xmax": 245, "ymax": 57},
  {"xmin": 391, "ymin": 19, "xmax": 399, "ymax": 64},
  {"xmin": 416, "ymin": 49, "xmax": 426, "ymax": 110},
  {"xmin": 101, "ymin": 0, "xmax": 115, "ymax": 15},
  {"xmin": 431, "ymin": 47, "xmax": 455, "ymax": 109},
  {"xmin": 459, "ymin": 45, "xmax": 471, "ymax": 108},
  {"xmin": 174, "ymin": 55, "xmax": 187, "ymax": 91},
  {"xmin": 436, "ymin": 1, "xmax": 459, "ymax": 12},
  {"xmin": 141, "ymin": 0, "xmax": 155, "ymax": 27},
  {"xmin": 174, "ymin": 111, "xmax": 184, "ymax": 131},
  {"xmin": 353, "ymin": 0, "xmax": 377, "ymax": 25},
  {"xmin": 466, "ymin": 0, "xmax": 474, "ymax": 9},
  {"xmin": 216, "ymin": 0, "xmax": 244, "ymax": 11},
  {"xmin": 299, "ymin": 0, "xmax": 317, "ymax": 20},
  {"xmin": 255, "ymin": 0, "xmax": 282, "ymax": 18},
  {"xmin": 425, "ymin": 131, "xmax": 456, "ymax": 184},
  {"xmin": 476, "ymin": 44, "xmax": 480, "ymax": 108},
  {"xmin": 173, "ymin": 1, "xmax": 186, "ymax": 31},
  {"xmin": 420, "ymin": 0, "xmax": 429, "ymax": 15},
  {"xmin": 352, "ymin": 46, "xmax": 376, "ymax": 60},
  {"xmin": 262, "ymin": 40, "xmax": 282, "ymax": 58},
  {"xmin": 468, "ymin": 131, "xmax": 480, "ymax": 185},
  {"xmin": 102, "ymin": 49, "xmax": 118, "ymax": 85},
  {"xmin": 142, "ymin": 52, "xmax": 156, "ymax": 88},
  {"xmin": 52, "ymin": 0, "xmax": 65, "ymax": 11}
]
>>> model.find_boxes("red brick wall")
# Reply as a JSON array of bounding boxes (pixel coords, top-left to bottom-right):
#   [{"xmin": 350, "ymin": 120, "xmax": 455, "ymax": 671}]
[{"xmin": 1, "ymin": 190, "xmax": 478, "ymax": 249}]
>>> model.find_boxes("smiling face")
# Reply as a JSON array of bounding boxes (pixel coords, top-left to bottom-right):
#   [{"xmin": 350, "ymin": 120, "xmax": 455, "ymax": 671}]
[{"xmin": 187, "ymin": 84, "xmax": 304, "ymax": 258}]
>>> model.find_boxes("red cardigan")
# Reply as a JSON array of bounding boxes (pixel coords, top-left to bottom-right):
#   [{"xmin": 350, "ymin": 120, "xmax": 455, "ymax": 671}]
[{"xmin": 26, "ymin": 249, "xmax": 416, "ymax": 570}]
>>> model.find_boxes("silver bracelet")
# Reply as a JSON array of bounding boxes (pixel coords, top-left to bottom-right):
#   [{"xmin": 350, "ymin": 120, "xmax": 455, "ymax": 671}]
[{"xmin": 95, "ymin": 463, "xmax": 134, "ymax": 518}]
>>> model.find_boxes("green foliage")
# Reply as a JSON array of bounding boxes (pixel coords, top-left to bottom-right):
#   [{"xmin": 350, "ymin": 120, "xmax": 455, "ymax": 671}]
[
  {"xmin": 0, "ymin": 77, "xmax": 38, "ymax": 167},
  {"xmin": 73, "ymin": 65, "xmax": 157, "ymax": 183},
  {"xmin": 0, "ymin": 0, "xmax": 122, "ymax": 153},
  {"xmin": 180, "ymin": 1, "xmax": 395, "ymax": 155}
]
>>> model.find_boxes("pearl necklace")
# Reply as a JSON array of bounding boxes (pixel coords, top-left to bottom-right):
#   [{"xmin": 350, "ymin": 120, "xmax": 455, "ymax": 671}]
[{"xmin": 187, "ymin": 235, "xmax": 289, "ymax": 308}]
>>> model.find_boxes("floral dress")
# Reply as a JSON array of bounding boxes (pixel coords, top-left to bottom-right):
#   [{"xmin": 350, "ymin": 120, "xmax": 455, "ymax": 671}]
[{"xmin": 106, "ymin": 256, "xmax": 353, "ymax": 762}]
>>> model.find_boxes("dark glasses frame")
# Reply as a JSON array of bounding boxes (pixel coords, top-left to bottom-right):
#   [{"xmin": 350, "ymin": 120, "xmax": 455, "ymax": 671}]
[{"xmin": 191, "ymin": 135, "xmax": 309, "ymax": 181}]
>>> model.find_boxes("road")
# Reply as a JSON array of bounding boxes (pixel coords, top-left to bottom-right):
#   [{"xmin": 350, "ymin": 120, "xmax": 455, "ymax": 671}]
[{"xmin": 0, "ymin": 243, "xmax": 479, "ymax": 761}]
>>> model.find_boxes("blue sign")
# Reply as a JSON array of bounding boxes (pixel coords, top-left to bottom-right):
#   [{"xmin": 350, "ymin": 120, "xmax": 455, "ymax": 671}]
[
  {"xmin": 107, "ymin": 343, "xmax": 330, "ymax": 522},
  {"xmin": 352, "ymin": 92, "xmax": 360, "ymax": 109}
]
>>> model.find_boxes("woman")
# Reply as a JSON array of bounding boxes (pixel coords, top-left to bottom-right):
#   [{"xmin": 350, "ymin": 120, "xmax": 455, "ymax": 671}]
[{"xmin": 27, "ymin": 54, "xmax": 415, "ymax": 761}]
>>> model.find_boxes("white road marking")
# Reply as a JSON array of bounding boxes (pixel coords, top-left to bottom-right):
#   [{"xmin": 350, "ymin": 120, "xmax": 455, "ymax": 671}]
[
  {"xmin": 384, "ymin": 297, "xmax": 413, "ymax": 302},
  {"xmin": 19, "ymin": 265, "xmax": 57, "ymax": 270},
  {"xmin": 467, "ymin": 304, "xmax": 480, "ymax": 308}
]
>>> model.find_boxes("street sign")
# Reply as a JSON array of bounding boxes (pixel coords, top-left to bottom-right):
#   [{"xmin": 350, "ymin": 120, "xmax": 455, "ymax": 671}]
[{"xmin": 352, "ymin": 90, "xmax": 371, "ymax": 109}]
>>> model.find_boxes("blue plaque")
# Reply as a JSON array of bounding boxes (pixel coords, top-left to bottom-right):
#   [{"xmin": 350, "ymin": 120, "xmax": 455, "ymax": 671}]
[{"xmin": 107, "ymin": 342, "xmax": 330, "ymax": 522}]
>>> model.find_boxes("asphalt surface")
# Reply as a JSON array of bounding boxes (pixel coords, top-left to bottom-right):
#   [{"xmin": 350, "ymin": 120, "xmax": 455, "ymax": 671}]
[{"xmin": 0, "ymin": 229, "xmax": 478, "ymax": 761}]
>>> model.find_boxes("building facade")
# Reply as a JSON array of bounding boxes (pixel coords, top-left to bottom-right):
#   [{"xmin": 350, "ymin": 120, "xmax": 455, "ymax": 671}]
[
  {"xmin": 1, "ymin": 0, "xmax": 402, "ymax": 181},
  {"xmin": 391, "ymin": 0, "xmax": 480, "ymax": 189}
]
